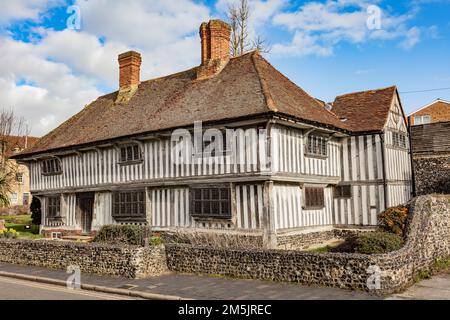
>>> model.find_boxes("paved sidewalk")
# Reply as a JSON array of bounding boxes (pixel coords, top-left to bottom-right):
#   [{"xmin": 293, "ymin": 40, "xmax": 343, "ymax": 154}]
[
  {"xmin": 0, "ymin": 262, "xmax": 378, "ymax": 300},
  {"xmin": 389, "ymin": 273, "xmax": 450, "ymax": 300}
]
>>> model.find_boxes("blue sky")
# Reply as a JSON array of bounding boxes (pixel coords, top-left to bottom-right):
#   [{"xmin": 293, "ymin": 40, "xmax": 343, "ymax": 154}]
[{"xmin": 0, "ymin": 0, "xmax": 449, "ymax": 136}]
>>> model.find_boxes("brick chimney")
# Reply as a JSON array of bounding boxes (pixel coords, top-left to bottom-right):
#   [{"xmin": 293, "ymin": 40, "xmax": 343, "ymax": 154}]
[
  {"xmin": 197, "ymin": 20, "xmax": 231, "ymax": 79},
  {"xmin": 116, "ymin": 51, "xmax": 141, "ymax": 103}
]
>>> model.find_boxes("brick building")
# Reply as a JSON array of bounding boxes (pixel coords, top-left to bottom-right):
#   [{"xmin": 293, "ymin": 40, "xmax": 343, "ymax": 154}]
[
  {"xmin": 0, "ymin": 135, "xmax": 39, "ymax": 215},
  {"xmin": 410, "ymin": 99, "xmax": 450, "ymax": 125}
]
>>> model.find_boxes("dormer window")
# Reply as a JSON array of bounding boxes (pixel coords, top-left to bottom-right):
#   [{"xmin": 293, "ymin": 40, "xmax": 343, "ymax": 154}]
[
  {"xmin": 119, "ymin": 144, "xmax": 142, "ymax": 164},
  {"xmin": 42, "ymin": 158, "xmax": 62, "ymax": 175},
  {"xmin": 306, "ymin": 135, "xmax": 328, "ymax": 158}
]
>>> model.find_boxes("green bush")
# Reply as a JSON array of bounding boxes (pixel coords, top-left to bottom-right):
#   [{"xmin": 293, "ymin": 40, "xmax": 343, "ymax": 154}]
[
  {"xmin": 378, "ymin": 206, "xmax": 409, "ymax": 237},
  {"xmin": 94, "ymin": 225, "xmax": 150, "ymax": 246},
  {"xmin": 351, "ymin": 231, "xmax": 404, "ymax": 254},
  {"xmin": 30, "ymin": 197, "xmax": 42, "ymax": 226}
]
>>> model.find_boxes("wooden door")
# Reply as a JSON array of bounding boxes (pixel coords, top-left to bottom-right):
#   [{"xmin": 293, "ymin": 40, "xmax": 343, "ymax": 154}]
[{"xmin": 77, "ymin": 193, "xmax": 94, "ymax": 235}]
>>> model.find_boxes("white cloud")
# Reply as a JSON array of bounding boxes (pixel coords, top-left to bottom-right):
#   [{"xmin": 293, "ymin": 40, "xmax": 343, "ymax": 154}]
[
  {"xmin": 399, "ymin": 26, "xmax": 421, "ymax": 49},
  {"xmin": 75, "ymin": 0, "xmax": 209, "ymax": 48},
  {"xmin": 0, "ymin": 0, "xmax": 63, "ymax": 25},
  {"xmin": 215, "ymin": 0, "xmax": 286, "ymax": 41},
  {"xmin": 272, "ymin": 30, "xmax": 333, "ymax": 56},
  {"xmin": 272, "ymin": 0, "xmax": 421, "ymax": 56},
  {"xmin": 0, "ymin": 0, "xmax": 212, "ymax": 136},
  {"xmin": 0, "ymin": 35, "xmax": 101, "ymax": 135}
]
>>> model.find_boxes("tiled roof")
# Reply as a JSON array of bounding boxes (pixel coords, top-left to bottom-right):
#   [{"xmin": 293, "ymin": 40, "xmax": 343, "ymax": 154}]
[
  {"xmin": 1, "ymin": 135, "xmax": 40, "ymax": 158},
  {"xmin": 331, "ymin": 86, "xmax": 397, "ymax": 132},
  {"xmin": 15, "ymin": 51, "xmax": 397, "ymax": 157}
]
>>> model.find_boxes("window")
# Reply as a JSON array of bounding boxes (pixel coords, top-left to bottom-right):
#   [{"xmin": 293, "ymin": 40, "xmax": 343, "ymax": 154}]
[
  {"xmin": 306, "ymin": 135, "xmax": 328, "ymax": 157},
  {"xmin": 112, "ymin": 190, "xmax": 146, "ymax": 222},
  {"xmin": 42, "ymin": 158, "xmax": 62, "ymax": 175},
  {"xmin": 335, "ymin": 185, "xmax": 352, "ymax": 198},
  {"xmin": 190, "ymin": 186, "xmax": 231, "ymax": 219},
  {"xmin": 47, "ymin": 196, "xmax": 61, "ymax": 218},
  {"xmin": 23, "ymin": 193, "xmax": 30, "ymax": 206},
  {"xmin": 200, "ymin": 133, "xmax": 230, "ymax": 158},
  {"xmin": 304, "ymin": 187, "xmax": 325, "ymax": 209},
  {"xmin": 15, "ymin": 173, "xmax": 24, "ymax": 183},
  {"xmin": 392, "ymin": 132, "xmax": 407, "ymax": 148},
  {"xmin": 10, "ymin": 193, "xmax": 18, "ymax": 205},
  {"xmin": 414, "ymin": 115, "xmax": 431, "ymax": 125},
  {"xmin": 119, "ymin": 144, "xmax": 142, "ymax": 163}
]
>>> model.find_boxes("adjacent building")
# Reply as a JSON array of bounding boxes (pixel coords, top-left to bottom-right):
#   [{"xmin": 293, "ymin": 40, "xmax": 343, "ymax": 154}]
[
  {"xmin": 12, "ymin": 20, "xmax": 413, "ymax": 246},
  {"xmin": 410, "ymin": 99, "xmax": 450, "ymax": 195},
  {"xmin": 410, "ymin": 98, "xmax": 450, "ymax": 126},
  {"xmin": 1, "ymin": 135, "xmax": 39, "ymax": 215}
]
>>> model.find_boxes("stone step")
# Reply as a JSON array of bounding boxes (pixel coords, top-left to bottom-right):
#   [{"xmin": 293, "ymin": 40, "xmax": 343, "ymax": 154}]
[{"xmin": 61, "ymin": 235, "xmax": 94, "ymax": 243}]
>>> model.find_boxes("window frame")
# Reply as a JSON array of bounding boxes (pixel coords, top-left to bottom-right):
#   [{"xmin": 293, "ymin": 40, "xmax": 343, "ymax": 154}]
[
  {"xmin": 118, "ymin": 144, "xmax": 143, "ymax": 165},
  {"xmin": 15, "ymin": 172, "xmax": 24, "ymax": 184},
  {"xmin": 335, "ymin": 185, "xmax": 352, "ymax": 199},
  {"xmin": 190, "ymin": 185, "xmax": 232, "ymax": 220},
  {"xmin": 304, "ymin": 187, "xmax": 325, "ymax": 210},
  {"xmin": 195, "ymin": 131, "xmax": 232, "ymax": 159},
  {"xmin": 414, "ymin": 115, "xmax": 431, "ymax": 125},
  {"xmin": 10, "ymin": 192, "xmax": 18, "ymax": 205},
  {"xmin": 23, "ymin": 193, "xmax": 30, "ymax": 206},
  {"xmin": 392, "ymin": 131, "xmax": 408, "ymax": 149},
  {"xmin": 47, "ymin": 196, "xmax": 61, "ymax": 219},
  {"xmin": 41, "ymin": 158, "xmax": 62, "ymax": 176},
  {"xmin": 112, "ymin": 189, "xmax": 147, "ymax": 222},
  {"xmin": 305, "ymin": 135, "xmax": 328, "ymax": 158}
]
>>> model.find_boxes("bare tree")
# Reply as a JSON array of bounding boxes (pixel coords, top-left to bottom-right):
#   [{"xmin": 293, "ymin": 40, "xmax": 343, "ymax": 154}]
[
  {"xmin": 229, "ymin": 5, "xmax": 240, "ymax": 57},
  {"xmin": 228, "ymin": 0, "xmax": 271, "ymax": 56},
  {"xmin": 0, "ymin": 108, "xmax": 31, "ymax": 207},
  {"xmin": 0, "ymin": 108, "xmax": 30, "ymax": 162},
  {"xmin": 252, "ymin": 35, "xmax": 271, "ymax": 54}
]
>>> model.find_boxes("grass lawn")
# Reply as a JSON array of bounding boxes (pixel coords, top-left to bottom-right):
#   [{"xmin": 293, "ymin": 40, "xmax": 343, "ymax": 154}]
[
  {"xmin": 0, "ymin": 214, "xmax": 32, "ymax": 225},
  {"xmin": 1, "ymin": 214, "xmax": 41, "ymax": 240}
]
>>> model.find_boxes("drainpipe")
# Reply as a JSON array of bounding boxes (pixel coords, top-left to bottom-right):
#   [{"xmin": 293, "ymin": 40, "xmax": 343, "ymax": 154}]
[
  {"xmin": 380, "ymin": 133, "xmax": 389, "ymax": 210},
  {"xmin": 407, "ymin": 116, "xmax": 417, "ymax": 197}
]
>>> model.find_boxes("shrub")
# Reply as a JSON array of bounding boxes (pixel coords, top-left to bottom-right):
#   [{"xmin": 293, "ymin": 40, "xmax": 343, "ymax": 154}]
[
  {"xmin": 94, "ymin": 225, "xmax": 150, "ymax": 246},
  {"xmin": 378, "ymin": 206, "xmax": 409, "ymax": 237},
  {"xmin": 351, "ymin": 231, "xmax": 404, "ymax": 254},
  {"xmin": 171, "ymin": 231, "xmax": 262, "ymax": 249},
  {"xmin": 0, "ymin": 228, "xmax": 19, "ymax": 239},
  {"xmin": 30, "ymin": 197, "xmax": 42, "ymax": 226}
]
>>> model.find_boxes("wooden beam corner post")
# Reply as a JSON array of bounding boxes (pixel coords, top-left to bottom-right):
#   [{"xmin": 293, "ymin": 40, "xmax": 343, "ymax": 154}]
[{"xmin": 262, "ymin": 181, "xmax": 277, "ymax": 249}]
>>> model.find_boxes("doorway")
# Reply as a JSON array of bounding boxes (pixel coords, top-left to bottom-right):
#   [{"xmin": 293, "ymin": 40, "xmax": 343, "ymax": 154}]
[{"xmin": 77, "ymin": 193, "xmax": 95, "ymax": 235}]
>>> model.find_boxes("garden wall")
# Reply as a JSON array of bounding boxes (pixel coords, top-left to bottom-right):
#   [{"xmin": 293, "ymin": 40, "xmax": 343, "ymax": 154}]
[
  {"xmin": 414, "ymin": 155, "xmax": 450, "ymax": 195},
  {"xmin": 166, "ymin": 195, "xmax": 450, "ymax": 294},
  {"xmin": 0, "ymin": 240, "xmax": 167, "ymax": 279}
]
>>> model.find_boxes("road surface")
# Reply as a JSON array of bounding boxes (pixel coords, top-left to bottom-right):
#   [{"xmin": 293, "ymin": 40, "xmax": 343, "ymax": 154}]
[{"xmin": 0, "ymin": 276, "xmax": 134, "ymax": 300}]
